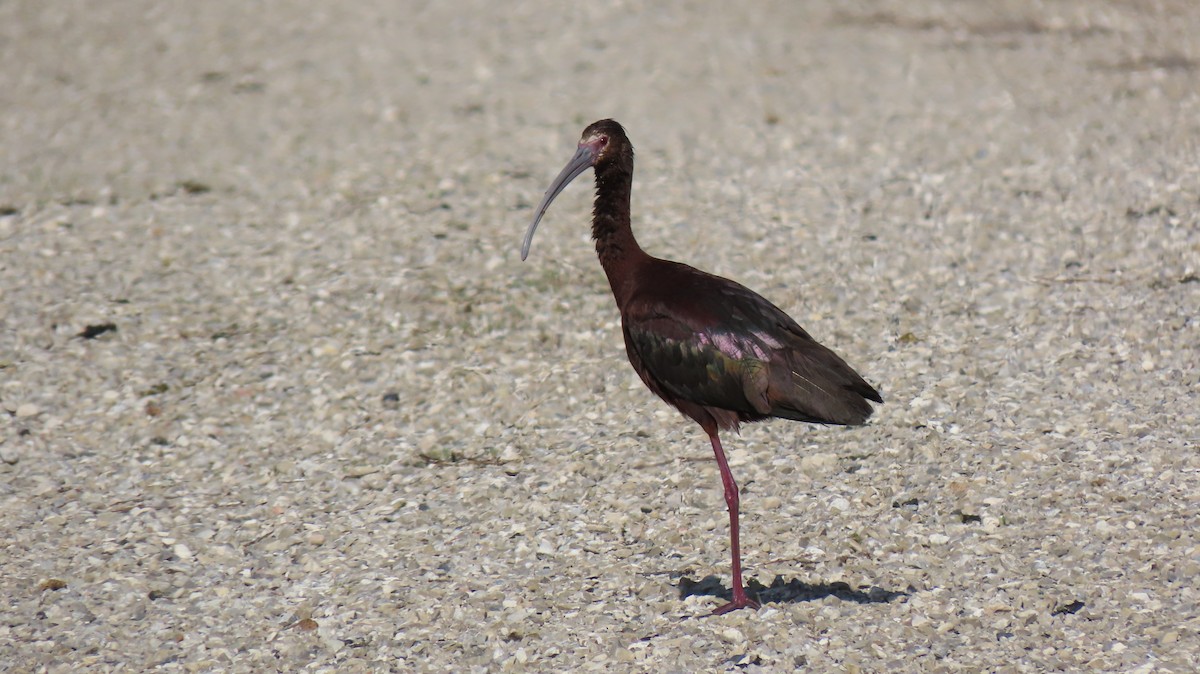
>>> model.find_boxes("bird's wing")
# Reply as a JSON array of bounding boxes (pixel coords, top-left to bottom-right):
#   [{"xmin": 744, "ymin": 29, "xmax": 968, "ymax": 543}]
[
  {"xmin": 622, "ymin": 288, "xmax": 779, "ymax": 417},
  {"xmin": 624, "ymin": 263, "xmax": 881, "ymax": 425}
]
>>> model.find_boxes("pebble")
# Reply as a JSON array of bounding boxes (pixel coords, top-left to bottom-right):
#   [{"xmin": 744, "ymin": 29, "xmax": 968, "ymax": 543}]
[{"xmin": 15, "ymin": 403, "xmax": 39, "ymax": 417}]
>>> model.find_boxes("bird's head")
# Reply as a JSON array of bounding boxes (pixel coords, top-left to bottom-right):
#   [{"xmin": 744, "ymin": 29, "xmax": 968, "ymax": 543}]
[
  {"xmin": 521, "ymin": 119, "xmax": 631, "ymax": 261},
  {"xmin": 577, "ymin": 119, "xmax": 629, "ymax": 168}
]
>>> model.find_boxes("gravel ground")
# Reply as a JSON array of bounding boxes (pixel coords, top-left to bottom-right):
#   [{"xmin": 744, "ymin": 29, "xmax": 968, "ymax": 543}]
[{"xmin": 2, "ymin": 1, "xmax": 1198, "ymax": 672}]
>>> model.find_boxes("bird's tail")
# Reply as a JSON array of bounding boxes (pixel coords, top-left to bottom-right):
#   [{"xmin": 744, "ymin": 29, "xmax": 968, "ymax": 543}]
[{"xmin": 767, "ymin": 345, "xmax": 882, "ymax": 426}]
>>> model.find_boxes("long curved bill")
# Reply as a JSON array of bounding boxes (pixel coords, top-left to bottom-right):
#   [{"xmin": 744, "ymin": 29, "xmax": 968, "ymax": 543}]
[{"xmin": 521, "ymin": 143, "xmax": 597, "ymax": 261}]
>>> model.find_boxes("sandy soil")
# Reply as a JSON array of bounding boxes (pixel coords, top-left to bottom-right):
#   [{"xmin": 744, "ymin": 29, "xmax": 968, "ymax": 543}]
[{"xmin": 2, "ymin": 1, "xmax": 1198, "ymax": 671}]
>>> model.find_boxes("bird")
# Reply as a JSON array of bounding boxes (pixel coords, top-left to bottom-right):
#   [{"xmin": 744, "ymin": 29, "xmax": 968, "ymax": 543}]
[{"xmin": 520, "ymin": 119, "xmax": 882, "ymax": 614}]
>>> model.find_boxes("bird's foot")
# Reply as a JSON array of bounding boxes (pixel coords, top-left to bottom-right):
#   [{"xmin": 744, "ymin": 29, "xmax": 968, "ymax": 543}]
[{"xmin": 711, "ymin": 592, "xmax": 761, "ymax": 616}]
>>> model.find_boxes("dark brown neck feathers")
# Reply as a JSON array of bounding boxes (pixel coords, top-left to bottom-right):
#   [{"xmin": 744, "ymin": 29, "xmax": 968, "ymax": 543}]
[{"xmin": 591, "ymin": 157, "xmax": 647, "ymax": 308}]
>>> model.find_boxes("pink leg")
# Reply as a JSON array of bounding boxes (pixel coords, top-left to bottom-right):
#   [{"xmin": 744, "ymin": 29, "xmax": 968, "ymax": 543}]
[{"xmin": 708, "ymin": 431, "xmax": 760, "ymax": 615}]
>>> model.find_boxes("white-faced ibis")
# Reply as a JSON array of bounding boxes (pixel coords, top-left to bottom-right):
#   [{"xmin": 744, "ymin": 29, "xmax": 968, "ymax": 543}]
[{"xmin": 521, "ymin": 119, "xmax": 882, "ymax": 615}]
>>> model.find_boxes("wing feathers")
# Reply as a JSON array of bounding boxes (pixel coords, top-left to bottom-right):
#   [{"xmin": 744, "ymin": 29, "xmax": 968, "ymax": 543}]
[{"xmin": 621, "ymin": 260, "xmax": 881, "ymax": 428}]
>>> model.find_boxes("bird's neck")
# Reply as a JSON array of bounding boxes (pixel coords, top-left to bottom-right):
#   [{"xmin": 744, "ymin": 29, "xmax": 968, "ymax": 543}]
[{"xmin": 592, "ymin": 162, "xmax": 648, "ymax": 308}]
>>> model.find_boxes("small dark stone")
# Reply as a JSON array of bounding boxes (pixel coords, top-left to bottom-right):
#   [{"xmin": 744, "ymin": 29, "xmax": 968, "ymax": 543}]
[
  {"xmin": 1052, "ymin": 599, "xmax": 1085, "ymax": 615},
  {"xmin": 78, "ymin": 323, "xmax": 118, "ymax": 339},
  {"xmin": 382, "ymin": 392, "xmax": 401, "ymax": 404},
  {"xmin": 724, "ymin": 653, "xmax": 763, "ymax": 668},
  {"xmin": 960, "ymin": 512, "xmax": 983, "ymax": 524}
]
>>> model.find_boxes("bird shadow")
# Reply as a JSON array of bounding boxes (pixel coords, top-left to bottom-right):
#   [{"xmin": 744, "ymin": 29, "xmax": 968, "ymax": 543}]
[{"xmin": 678, "ymin": 575, "xmax": 909, "ymax": 607}]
